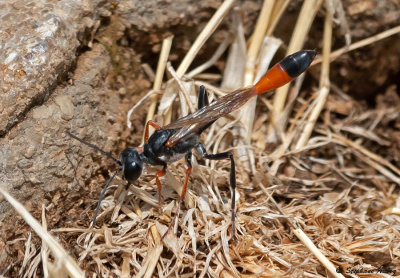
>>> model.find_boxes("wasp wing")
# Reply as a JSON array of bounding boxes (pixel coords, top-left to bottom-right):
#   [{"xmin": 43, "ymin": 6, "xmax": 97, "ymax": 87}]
[
  {"xmin": 164, "ymin": 50, "xmax": 317, "ymax": 147},
  {"xmin": 163, "ymin": 87, "xmax": 256, "ymax": 146}
]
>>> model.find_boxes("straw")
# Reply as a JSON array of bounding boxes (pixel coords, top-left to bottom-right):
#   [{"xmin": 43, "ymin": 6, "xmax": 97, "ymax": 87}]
[
  {"xmin": 0, "ymin": 187, "xmax": 84, "ymax": 278},
  {"xmin": 295, "ymin": 4, "xmax": 332, "ymax": 149},
  {"xmin": 41, "ymin": 204, "xmax": 49, "ymax": 278},
  {"xmin": 241, "ymin": 0, "xmax": 275, "ymax": 140},
  {"xmin": 293, "ymin": 228, "xmax": 345, "ymax": 278},
  {"xmin": 271, "ymin": 0, "xmax": 323, "ymax": 123},
  {"xmin": 312, "ymin": 25, "xmax": 400, "ymax": 65},
  {"xmin": 266, "ymin": 0, "xmax": 291, "ymax": 36},
  {"xmin": 164, "ymin": 0, "xmax": 236, "ymax": 124},
  {"xmin": 145, "ymin": 35, "xmax": 174, "ymax": 128}
]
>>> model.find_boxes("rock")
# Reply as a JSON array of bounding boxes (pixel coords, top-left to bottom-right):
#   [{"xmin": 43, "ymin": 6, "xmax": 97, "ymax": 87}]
[
  {"xmin": 0, "ymin": 0, "xmax": 111, "ymax": 137},
  {"xmin": 0, "ymin": 43, "xmax": 116, "ymax": 218}
]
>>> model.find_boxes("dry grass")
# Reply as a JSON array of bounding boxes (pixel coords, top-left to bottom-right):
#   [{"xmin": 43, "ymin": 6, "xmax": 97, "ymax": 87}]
[{"xmin": 3, "ymin": 0, "xmax": 400, "ymax": 277}]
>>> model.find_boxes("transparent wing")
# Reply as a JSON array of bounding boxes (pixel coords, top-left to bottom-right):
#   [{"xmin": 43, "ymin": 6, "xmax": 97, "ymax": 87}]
[
  {"xmin": 163, "ymin": 87, "xmax": 256, "ymax": 146},
  {"xmin": 163, "ymin": 50, "xmax": 317, "ymax": 146}
]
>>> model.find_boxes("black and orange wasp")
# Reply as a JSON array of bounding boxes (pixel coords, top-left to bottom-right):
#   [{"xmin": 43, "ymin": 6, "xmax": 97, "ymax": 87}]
[{"xmin": 67, "ymin": 50, "xmax": 316, "ymax": 240}]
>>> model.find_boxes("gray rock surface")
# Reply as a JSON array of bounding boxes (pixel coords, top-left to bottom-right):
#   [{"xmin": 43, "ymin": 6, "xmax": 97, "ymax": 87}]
[
  {"xmin": 0, "ymin": 0, "xmax": 110, "ymax": 136},
  {"xmin": 0, "ymin": 0, "xmax": 115, "ymax": 219},
  {"xmin": 116, "ymin": 0, "xmax": 222, "ymax": 31},
  {"xmin": 0, "ymin": 43, "xmax": 117, "ymax": 217}
]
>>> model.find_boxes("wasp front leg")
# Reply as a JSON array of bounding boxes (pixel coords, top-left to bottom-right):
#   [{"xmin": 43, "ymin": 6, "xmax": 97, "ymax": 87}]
[
  {"xmin": 144, "ymin": 120, "xmax": 162, "ymax": 143},
  {"xmin": 196, "ymin": 143, "xmax": 237, "ymax": 241}
]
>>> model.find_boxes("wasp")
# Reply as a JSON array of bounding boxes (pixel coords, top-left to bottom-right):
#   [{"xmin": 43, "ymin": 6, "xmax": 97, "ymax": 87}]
[{"xmin": 68, "ymin": 50, "xmax": 316, "ymax": 240}]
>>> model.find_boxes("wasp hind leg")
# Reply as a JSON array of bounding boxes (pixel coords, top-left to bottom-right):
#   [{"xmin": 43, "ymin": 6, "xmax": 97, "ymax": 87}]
[
  {"xmin": 196, "ymin": 143, "xmax": 237, "ymax": 241},
  {"xmin": 162, "ymin": 152, "xmax": 192, "ymax": 240},
  {"xmin": 197, "ymin": 85, "xmax": 209, "ymax": 110}
]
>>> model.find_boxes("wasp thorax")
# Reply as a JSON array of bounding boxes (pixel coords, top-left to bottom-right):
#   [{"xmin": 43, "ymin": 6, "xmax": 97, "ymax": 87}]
[{"xmin": 120, "ymin": 148, "xmax": 143, "ymax": 182}]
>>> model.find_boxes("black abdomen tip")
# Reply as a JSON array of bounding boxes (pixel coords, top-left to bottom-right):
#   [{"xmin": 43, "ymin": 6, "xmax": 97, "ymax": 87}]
[{"xmin": 280, "ymin": 50, "xmax": 317, "ymax": 78}]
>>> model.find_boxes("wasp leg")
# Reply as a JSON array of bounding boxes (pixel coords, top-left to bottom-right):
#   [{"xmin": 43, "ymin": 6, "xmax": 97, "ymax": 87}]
[
  {"xmin": 197, "ymin": 85, "xmax": 209, "ymax": 110},
  {"xmin": 144, "ymin": 120, "xmax": 162, "ymax": 143},
  {"xmin": 162, "ymin": 152, "xmax": 192, "ymax": 240},
  {"xmin": 155, "ymin": 164, "xmax": 167, "ymax": 213},
  {"xmin": 181, "ymin": 152, "xmax": 192, "ymax": 206},
  {"xmin": 196, "ymin": 143, "xmax": 237, "ymax": 241}
]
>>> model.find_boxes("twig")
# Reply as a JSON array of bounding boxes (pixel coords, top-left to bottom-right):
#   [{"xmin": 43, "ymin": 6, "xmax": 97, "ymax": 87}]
[
  {"xmin": 312, "ymin": 25, "xmax": 400, "ymax": 65},
  {"xmin": 145, "ymin": 35, "xmax": 174, "ymax": 136},
  {"xmin": 266, "ymin": 0, "xmax": 290, "ymax": 36},
  {"xmin": 293, "ymin": 228, "xmax": 345, "ymax": 278},
  {"xmin": 271, "ymin": 0, "xmax": 323, "ymax": 120},
  {"xmin": 176, "ymin": 0, "xmax": 236, "ymax": 77},
  {"xmin": 353, "ymin": 151, "xmax": 400, "ymax": 184},
  {"xmin": 295, "ymin": 4, "xmax": 332, "ymax": 149},
  {"xmin": 164, "ymin": 0, "xmax": 236, "ymax": 124},
  {"xmin": 127, "ymin": 90, "xmax": 157, "ymax": 129},
  {"xmin": 41, "ymin": 204, "xmax": 49, "ymax": 278},
  {"xmin": 257, "ymin": 181, "xmax": 344, "ymax": 278},
  {"xmin": 244, "ymin": 0, "xmax": 275, "ymax": 87},
  {"xmin": 167, "ymin": 62, "xmax": 196, "ymax": 114},
  {"xmin": 144, "ymin": 226, "xmax": 163, "ymax": 278},
  {"xmin": 241, "ymin": 0, "xmax": 275, "ymax": 140},
  {"xmin": 317, "ymin": 129, "xmax": 400, "ymax": 183},
  {"xmin": 128, "ymin": 35, "xmax": 173, "ymax": 140},
  {"xmin": 187, "ymin": 36, "xmax": 230, "ymax": 78},
  {"xmin": 0, "ymin": 188, "xmax": 84, "ymax": 278},
  {"xmin": 384, "ymin": 207, "xmax": 400, "ymax": 215},
  {"xmin": 233, "ymin": 0, "xmax": 276, "ymax": 174}
]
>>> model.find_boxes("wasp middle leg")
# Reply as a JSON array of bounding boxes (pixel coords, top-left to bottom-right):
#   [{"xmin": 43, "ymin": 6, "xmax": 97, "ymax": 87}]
[
  {"xmin": 155, "ymin": 164, "xmax": 167, "ymax": 213},
  {"xmin": 196, "ymin": 143, "xmax": 237, "ymax": 241},
  {"xmin": 162, "ymin": 152, "xmax": 192, "ymax": 239}
]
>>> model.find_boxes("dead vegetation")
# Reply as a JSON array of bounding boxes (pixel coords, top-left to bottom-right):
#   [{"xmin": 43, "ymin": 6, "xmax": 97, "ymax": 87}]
[{"xmin": 2, "ymin": 0, "xmax": 400, "ymax": 277}]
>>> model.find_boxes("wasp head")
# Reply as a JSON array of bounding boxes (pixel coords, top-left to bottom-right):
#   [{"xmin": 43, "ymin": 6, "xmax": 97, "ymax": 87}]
[{"xmin": 120, "ymin": 148, "xmax": 143, "ymax": 183}]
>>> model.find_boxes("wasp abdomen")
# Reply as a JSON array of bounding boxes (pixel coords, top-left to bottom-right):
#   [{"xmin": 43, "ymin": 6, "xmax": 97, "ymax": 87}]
[
  {"xmin": 254, "ymin": 49, "xmax": 316, "ymax": 95},
  {"xmin": 280, "ymin": 50, "xmax": 316, "ymax": 78}
]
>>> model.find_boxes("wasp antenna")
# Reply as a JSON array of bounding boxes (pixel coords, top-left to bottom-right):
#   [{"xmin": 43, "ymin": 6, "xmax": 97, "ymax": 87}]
[
  {"xmin": 66, "ymin": 131, "xmax": 122, "ymax": 165},
  {"xmin": 89, "ymin": 167, "xmax": 123, "ymax": 228}
]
